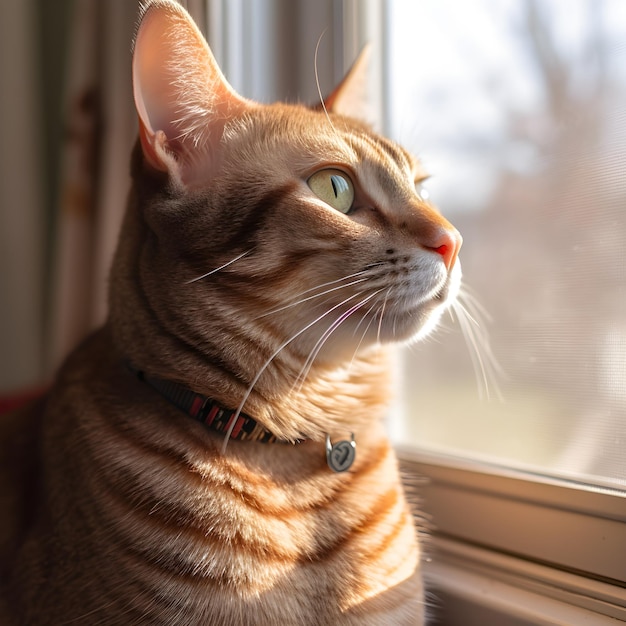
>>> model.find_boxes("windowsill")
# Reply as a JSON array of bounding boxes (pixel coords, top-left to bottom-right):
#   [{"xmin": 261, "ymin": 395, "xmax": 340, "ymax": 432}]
[
  {"xmin": 423, "ymin": 536, "xmax": 625, "ymax": 625},
  {"xmin": 397, "ymin": 448, "xmax": 626, "ymax": 624}
]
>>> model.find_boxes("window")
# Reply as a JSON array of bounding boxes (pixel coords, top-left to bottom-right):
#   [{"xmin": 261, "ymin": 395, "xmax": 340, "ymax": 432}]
[
  {"xmin": 387, "ymin": 0, "xmax": 626, "ymax": 490},
  {"xmin": 385, "ymin": 0, "xmax": 626, "ymax": 622}
]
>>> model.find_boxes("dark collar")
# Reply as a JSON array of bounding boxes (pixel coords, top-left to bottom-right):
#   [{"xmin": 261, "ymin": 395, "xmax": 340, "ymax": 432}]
[
  {"xmin": 131, "ymin": 367, "xmax": 288, "ymax": 444},
  {"xmin": 130, "ymin": 366, "xmax": 356, "ymax": 472}
]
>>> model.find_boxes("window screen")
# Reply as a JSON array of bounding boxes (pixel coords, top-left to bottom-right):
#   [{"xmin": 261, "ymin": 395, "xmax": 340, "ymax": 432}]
[{"xmin": 387, "ymin": 0, "xmax": 626, "ymax": 490}]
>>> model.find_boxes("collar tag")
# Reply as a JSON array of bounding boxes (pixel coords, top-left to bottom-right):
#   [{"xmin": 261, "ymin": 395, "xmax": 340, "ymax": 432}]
[{"xmin": 326, "ymin": 433, "xmax": 356, "ymax": 472}]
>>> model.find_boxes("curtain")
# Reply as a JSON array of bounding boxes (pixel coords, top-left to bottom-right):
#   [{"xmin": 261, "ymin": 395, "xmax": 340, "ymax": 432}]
[
  {"xmin": 0, "ymin": 0, "xmax": 143, "ymax": 394},
  {"xmin": 0, "ymin": 1, "xmax": 45, "ymax": 394},
  {"xmin": 47, "ymin": 0, "xmax": 142, "ymax": 373}
]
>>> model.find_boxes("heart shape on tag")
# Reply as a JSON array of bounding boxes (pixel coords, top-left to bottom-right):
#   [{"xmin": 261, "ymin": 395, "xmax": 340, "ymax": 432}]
[{"xmin": 326, "ymin": 437, "xmax": 356, "ymax": 472}]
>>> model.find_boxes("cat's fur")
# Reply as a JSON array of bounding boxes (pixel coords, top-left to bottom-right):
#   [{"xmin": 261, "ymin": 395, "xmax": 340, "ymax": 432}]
[{"xmin": 0, "ymin": 1, "xmax": 462, "ymax": 624}]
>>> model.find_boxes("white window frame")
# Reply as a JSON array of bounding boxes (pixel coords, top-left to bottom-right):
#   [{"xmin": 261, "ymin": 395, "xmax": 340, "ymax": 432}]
[
  {"xmin": 199, "ymin": 2, "xmax": 626, "ymax": 623},
  {"xmin": 401, "ymin": 450, "xmax": 626, "ymax": 623}
]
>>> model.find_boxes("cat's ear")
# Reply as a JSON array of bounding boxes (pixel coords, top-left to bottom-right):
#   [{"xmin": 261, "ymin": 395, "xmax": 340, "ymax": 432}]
[
  {"xmin": 132, "ymin": 0, "xmax": 249, "ymax": 186},
  {"xmin": 324, "ymin": 45, "xmax": 375, "ymax": 125}
]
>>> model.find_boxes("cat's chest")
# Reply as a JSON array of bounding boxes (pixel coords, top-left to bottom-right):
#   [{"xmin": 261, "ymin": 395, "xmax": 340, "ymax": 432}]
[{"xmin": 107, "ymin": 470, "xmax": 420, "ymax": 625}]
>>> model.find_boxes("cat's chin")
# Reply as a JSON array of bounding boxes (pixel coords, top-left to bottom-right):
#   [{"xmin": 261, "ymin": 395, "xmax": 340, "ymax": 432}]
[
  {"xmin": 375, "ymin": 300, "xmax": 449, "ymax": 345},
  {"xmin": 377, "ymin": 267, "xmax": 462, "ymax": 345}
]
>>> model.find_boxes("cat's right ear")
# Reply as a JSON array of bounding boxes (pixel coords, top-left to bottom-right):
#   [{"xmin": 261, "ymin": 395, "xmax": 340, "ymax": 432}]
[{"xmin": 132, "ymin": 0, "xmax": 250, "ymax": 186}]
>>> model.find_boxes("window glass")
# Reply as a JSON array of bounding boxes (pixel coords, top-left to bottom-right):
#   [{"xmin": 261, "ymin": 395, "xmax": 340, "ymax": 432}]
[{"xmin": 387, "ymin": 0, "xmax": 626, "ymax": 490}]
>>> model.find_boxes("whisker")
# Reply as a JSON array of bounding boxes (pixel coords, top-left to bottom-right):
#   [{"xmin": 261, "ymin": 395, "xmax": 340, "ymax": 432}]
[
  {"xmin": 291, "ymin": 289, "xmax": 384, "ymax": 393},
  {"xmin": 376, "ymin": 288, "xmax": 392, "ymax": 344},
  {"xmin": 185, "ymin": 250, "xmax": 252, "ymax": 284},
  {"xmin": 258, "ymin": 265, "xmax": 386, "ymax": 321},
  {"xmin": 255, "ymin": 273, "xmax": 369, "ymax": 319},
  {"xmin": 352, "ymin": 299, "xmax": 379, "ymax": 338},
  {"xmin": 221, "ymin": 291, "xmax": 366, "ymax": 452},
  {"xmin": 455, "ymin": 303, "xmax": 489, "ymax": 400},
  {"xmin": 314, "ymin": 29, "xmax": 334, "ymax": 131},
  {"xmin": 452, "ymin": 292, "xmax": 504, "ymax": 402},
  {"xmin": 349, "ymin": 307, "xmax": 379, "ymax": 371}
]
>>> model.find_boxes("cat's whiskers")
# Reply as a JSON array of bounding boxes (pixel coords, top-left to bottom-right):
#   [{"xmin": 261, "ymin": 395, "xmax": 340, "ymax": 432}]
[
  {"xmin": 255, "ymin": 271, "xmax": 370, "ymax": 320},
  {"xmin": 221, "ymin": 291, "xmax": 368, "ymax": 452},
  {"xmin": 314, "ymin": 29, "xmax": 335, "ymax": 132},
  {"xmin": 351, "ymin": 297, "xmax": 379, "ymax": 338},
  {"xmin": 290, "ymin": 288, "xmax": 385, "ymax": 395},
  {"xmin": 451, "ymin": 289, "xmax": 503, "ymax": 402},
  {"xmin": 184, "ymin": 250, "xmax": 252, "ymax": 284},
  {"xmin": 348, "ymin": 305, "xmax": 380, "ymax": 372},
  {"xmin": 376, "ymin": 288, "xmax": 392, "ymax": 344}
]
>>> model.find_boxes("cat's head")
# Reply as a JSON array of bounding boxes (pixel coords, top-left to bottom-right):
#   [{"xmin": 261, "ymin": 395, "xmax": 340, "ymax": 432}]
[{"xmin": 110, "ymin": 0, "xmax": 461, "ymax": 388}]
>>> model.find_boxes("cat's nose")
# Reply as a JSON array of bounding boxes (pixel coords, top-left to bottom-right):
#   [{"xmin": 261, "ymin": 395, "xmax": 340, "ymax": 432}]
[{"xmin": 428, "ymin": 227, "xmax": 462, "ymax": 271}]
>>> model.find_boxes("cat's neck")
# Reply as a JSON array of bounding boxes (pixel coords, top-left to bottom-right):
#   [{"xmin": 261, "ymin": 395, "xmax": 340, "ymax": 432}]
[
  {"xmin": 128, "ymin": 346, "xmax": 393, "ymax": 445},
  {"xmin": 115, "ymin": 320, "xmax": 394, "ymax": 444}
]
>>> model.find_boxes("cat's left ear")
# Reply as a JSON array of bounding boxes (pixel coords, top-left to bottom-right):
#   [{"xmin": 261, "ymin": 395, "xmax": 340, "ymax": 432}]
[
  {"xmin": 324, "ymin": 45, "xmax": 375, "ymax": 125},
  {"xmin": 132, "ymin": 0, "xmax": 250, "ymax": 187}
]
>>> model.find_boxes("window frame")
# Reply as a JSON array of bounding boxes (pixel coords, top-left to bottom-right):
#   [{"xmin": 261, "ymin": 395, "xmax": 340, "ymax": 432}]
[
  {"xmin": 399, "ymin": 448, "xmax": 626, "ymax": 583},
  {"xmin": 421, "ymin": 536, "xmax": 626, "ymax": 625}
]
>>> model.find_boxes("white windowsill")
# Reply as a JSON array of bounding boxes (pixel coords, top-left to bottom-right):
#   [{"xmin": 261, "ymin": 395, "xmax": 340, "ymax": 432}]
[
  {"xmin": 397, "ymin": 449, "xmax": 626, "ymax": 624},
  {"xmin": 424, "ymin": 536, "xmax": 625, "ymax": 625}
]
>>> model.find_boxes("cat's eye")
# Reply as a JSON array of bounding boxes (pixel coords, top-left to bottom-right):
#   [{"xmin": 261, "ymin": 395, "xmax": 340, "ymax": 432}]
[{"xmin": 308, "ymin": 169, "xmax": 355, "ymax": 214}]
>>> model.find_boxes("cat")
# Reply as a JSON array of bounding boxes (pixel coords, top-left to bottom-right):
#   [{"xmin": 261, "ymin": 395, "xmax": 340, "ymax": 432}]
[{"xmin": 0, "ymin": 1, "xmax": 462, "ymax": 624}]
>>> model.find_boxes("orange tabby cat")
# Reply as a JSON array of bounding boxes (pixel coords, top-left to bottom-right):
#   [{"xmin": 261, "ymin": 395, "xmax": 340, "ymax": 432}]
[{"xmin": 0, "ymin": 1, "xmax": 462, "ymax": 624}]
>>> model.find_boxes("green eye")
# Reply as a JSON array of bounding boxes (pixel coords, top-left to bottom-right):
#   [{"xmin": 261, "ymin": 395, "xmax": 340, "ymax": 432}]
[{"xmin": 307, "ymin": 169, "xmax": 355, "ymax": 214}]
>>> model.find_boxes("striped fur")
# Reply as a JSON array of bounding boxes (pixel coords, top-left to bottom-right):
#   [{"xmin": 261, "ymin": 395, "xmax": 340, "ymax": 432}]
[{"xmin": 0, "ymin": 2, "xmax": 461, "ymax": 624}]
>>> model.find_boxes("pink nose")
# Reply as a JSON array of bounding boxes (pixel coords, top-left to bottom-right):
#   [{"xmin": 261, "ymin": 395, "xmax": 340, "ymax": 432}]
[{"xmin": 428, "ymin": 228, "xmax": 462, "ymax": 271}]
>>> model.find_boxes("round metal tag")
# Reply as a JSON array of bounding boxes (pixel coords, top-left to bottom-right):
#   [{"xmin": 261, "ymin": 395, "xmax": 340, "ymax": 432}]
[{"xmin": 326, "ymin": 434, "xmax": 356, "ymax": 473}]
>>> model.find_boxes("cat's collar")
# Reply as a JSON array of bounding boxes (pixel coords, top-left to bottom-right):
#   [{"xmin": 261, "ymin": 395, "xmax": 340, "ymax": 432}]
[
  {"xmin": 129, "ymin": 366, "xmax": 290, "ymax": 444},
  {"xmin": 129, "ymin": 365, "xmax": 357, "ymax": 472}
]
